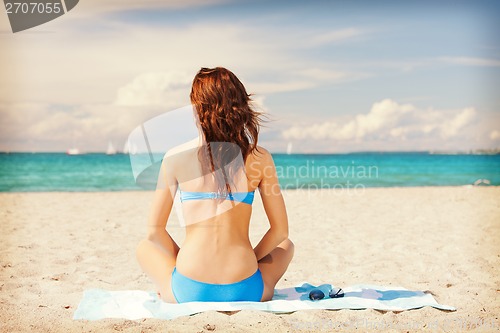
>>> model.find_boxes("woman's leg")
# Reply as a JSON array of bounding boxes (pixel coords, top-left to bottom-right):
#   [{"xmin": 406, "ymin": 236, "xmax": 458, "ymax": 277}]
[
  {"xmin": 136, "ymin": 239, "xmax": 179, "ymax": 303},
  {"xmin": 258, "ymin": 238, "xmax": 295, "ymax": 301}
]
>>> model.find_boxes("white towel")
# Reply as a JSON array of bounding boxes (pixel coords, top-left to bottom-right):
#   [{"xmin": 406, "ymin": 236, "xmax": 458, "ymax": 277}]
[{"xmin": 73, "ymin": 282, "xmax": 455, "ymax": 320}]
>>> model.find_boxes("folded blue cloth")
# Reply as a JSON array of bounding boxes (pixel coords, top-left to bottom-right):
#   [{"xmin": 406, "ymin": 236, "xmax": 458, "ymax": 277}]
[{"xmin": 73, "ymin": 282, "xmax": 455, "ymax": 320}]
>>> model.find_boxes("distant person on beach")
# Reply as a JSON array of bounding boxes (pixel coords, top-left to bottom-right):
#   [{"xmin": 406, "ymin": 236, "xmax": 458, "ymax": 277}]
[{"xmin": 136, "ymin": 67, "xmax": 294, "ymax": 303}]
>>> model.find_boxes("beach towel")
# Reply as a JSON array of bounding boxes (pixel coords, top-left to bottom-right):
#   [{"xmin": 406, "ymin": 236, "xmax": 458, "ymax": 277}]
[{"xmin": 73, "ymin": 282, "xmax": 455, "ymax": 320}]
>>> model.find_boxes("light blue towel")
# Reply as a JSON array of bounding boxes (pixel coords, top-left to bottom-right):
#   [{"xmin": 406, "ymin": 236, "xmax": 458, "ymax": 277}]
[{"xmin": 73, "ymin": 282, "xmax": 455, "ymax": 320}]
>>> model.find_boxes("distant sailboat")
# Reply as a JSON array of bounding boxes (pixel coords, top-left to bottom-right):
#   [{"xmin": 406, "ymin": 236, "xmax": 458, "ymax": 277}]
[
  {"xmin": 106, "ymin": 141, "xmax": 117, "ymax": 155},
  {"xmin": 473, "ymin": 179, "xmax": 491, "ymax": 186},
  {"xmin": 286, "ymin": 142, "xmax": 293, "ymax": 155},
  {"xmin": 67, "ymin": 133, "xmax": 82, "ymax": 155},
  {"xmin": 123, "ymin": 140, "xmax": 138, "ymax": 155},
  {"xmin": 66, "ymin": 148, "xmax": 81, "ymax": 155}
]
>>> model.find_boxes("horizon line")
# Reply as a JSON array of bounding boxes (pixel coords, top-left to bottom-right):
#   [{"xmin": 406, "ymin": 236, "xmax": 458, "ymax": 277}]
[{"xmin": 1, "ymin": 149, "xmax": 499, "ymax": 155}]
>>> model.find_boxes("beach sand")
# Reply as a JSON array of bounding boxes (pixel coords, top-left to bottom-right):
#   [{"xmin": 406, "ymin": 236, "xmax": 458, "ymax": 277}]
[{"xmin": 1, "ymin": 186, "xmax": 499, "ymax": 332}]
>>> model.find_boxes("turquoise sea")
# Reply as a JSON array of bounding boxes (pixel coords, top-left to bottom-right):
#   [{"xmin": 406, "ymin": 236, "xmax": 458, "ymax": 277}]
[{"xmin": 0, "ymin": 152, "xmax": 499, "ymax": 192}]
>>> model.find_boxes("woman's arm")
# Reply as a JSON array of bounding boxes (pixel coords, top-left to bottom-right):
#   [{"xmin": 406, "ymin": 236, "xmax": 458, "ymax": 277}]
[
  {"xmin": 253, "ymin": 149, "xmax": 289, "ymax": 261},
  {"xmin": 146, "ymin": 155, "xmax": 180, "ymax": 256}
]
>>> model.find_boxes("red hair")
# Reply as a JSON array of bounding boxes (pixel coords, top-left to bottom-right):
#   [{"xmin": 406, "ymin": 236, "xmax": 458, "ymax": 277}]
[{"xmin": 190, "ymin": 67, "xmax": 262, "ymax": 194}]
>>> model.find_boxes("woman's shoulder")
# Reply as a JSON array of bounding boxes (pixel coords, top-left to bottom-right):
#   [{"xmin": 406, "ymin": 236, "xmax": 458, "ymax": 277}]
[
  {"xmin": 164, "ymin": 139, "xmax": 198, "ymax": 159},
  {"xmin": 162, "ymin": 139, "xmax": 199, "ymax": 173},
  {"xmin": 247, "ymin": 145, "xmax": 274, "ymax": 166}
]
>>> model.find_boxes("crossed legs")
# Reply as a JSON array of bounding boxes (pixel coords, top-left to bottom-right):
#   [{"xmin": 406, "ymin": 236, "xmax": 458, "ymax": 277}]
[
  {"xmin": 136, "ymin": 238, "xmax": 179, "ymax": 303},
  {"xmin": 258, "ymin": 238, "xmax": 295, "ymax": 301}
]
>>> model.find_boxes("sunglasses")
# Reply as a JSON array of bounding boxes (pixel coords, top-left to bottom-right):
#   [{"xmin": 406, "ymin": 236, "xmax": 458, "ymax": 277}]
[{"xmin": 309, "ymin": 288, "xmax": 344, "ymax": 300}]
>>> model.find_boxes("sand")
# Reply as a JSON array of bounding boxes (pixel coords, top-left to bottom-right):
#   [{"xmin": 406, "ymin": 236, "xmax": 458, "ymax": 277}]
[{"xmin": 1, "ymin": 186, "xmax": 499, "ymax": 332}]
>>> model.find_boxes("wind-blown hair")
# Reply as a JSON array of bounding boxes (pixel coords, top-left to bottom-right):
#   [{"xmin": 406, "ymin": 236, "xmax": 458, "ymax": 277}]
[{"xmin": 190, "ymin": 67, "xmax": 262, "ymax": 196}]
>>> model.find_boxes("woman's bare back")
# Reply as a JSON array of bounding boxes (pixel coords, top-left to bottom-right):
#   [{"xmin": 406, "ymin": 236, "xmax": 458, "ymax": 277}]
[{"xmin": 168, "ymin": 144, "xmax": 264, "ymax": 283}]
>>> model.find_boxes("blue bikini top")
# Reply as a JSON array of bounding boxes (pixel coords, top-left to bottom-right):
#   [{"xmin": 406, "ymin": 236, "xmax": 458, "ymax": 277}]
[{"xmin": 179, "ymin": 190, "xmax": 255, "ymax": 205}]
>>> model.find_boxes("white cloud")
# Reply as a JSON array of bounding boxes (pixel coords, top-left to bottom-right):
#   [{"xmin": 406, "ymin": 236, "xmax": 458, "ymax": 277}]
[
  {"xmin": 440, "ymin": 107, "xmax": 476, "ymax": 139},
  {"xmin": 72, "ymin": 0, "xmax": 230, "ymax": 18},
  {"xmin": 86, "ymin": 0, "xmax": 227, "ymax": 10},
  {"xmin": 282, "ymin": 99, "xmax": 477, "ymax": 144},
  {"xmin": 249, "ymin": 81, "xmax": 315, "ymax": 95},
  {"xmin": 490, "ymin": 130, "xmax": 500, "ymax": 141},
  {"xmin": 249, "ymin": 95, "xmax": 268, "ymax": 115},
  {"xmin": 0, "ymin": 67, "xmax": 274, "ymax": 152},
  {"xmin": 307, "ymin": 28, "xmax": 364, "ymax": 47},
  {"xmin": 346, "ymin": 55, "xmax": 500, "ymax": 74},
  {"xmin": 1, "ymin": 21, "xmax": 366, "ymax": 105},
  {"xmin": 0, "ymin": 100, "xmax": 165, "ymax": 152},
  {"xmin": 3, "ymin": 2, "xmax": 497, "ymax": 153},
  {"xmin": 438, "ymin": 57, "xmax": 500, "ymax": 67},
  {"xmin": 0, "ymin": 103, "xmax": 79, "ymax": 151},
  {"xmin": 114, "ymin": 71, "xmax": 192, "ymax": 108},
  {"xmin": 250, "ymin": 68, "xmax": 369, "ymax": 95}
]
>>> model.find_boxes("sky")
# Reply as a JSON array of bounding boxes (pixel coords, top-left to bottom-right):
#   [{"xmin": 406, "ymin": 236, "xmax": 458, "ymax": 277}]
[{"xmin": 1, "ymin": 0, "xmax": 499, "ymax": 153}]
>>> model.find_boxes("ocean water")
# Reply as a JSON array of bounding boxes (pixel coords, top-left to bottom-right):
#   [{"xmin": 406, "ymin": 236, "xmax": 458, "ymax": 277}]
[{"xmin": 0, "ymin": 152, "xmax": 499, "ymax": 192}]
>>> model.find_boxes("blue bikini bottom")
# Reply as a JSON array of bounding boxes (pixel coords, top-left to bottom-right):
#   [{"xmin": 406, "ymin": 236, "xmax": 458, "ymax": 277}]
[{"xmin": 171, "ymin": 267, "xmax": 264, "ymax": 303}]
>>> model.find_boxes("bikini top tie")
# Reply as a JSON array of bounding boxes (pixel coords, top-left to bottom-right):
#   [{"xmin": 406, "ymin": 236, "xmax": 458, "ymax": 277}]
[{"xmin": 179, "ymin": 190, "xmax": 255, "ymax": 205}]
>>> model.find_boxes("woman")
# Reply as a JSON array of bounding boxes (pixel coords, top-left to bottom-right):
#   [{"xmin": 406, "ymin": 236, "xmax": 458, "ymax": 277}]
[{"xmin": 136, "ymin": 67, "xmax": 294, "ymax": 303}]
